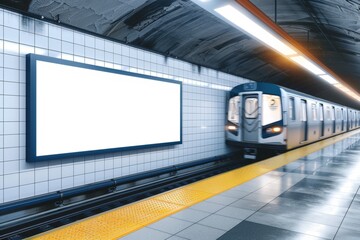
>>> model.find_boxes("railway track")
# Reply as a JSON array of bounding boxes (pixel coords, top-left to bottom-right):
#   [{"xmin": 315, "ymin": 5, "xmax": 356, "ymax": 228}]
[{"xmin": 1, "ymin": 152, "xmax": 274, "ymax": 240}]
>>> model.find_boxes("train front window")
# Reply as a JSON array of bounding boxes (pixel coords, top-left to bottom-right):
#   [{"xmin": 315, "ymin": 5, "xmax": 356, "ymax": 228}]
[
  {"xmin": 228, "ymin": 96, "xmax": 240, "ymax": 125},
  {"xmin": 244, "ymin": 97, "xmax": 258, "ymax": 119},
  {"xmin": 262, "ymin": 94, "xmax": 282, "ymax": 126}
]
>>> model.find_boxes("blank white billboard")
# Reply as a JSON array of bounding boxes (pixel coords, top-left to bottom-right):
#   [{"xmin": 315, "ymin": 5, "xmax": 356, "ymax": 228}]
[{"xmin": 26, "ymin": 54, "xmax": 182, "ymax": 161}]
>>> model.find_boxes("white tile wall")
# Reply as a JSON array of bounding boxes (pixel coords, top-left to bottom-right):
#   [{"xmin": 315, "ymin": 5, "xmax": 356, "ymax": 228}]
[{"xmin": 0, "ymin": 8, "xmax": 252, "ymax": 203}]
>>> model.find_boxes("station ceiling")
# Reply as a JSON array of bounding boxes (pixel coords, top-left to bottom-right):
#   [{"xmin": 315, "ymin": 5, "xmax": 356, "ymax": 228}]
[{"xmin": 2, "ymin": 0, "xmax": 360, "ymax": 108}]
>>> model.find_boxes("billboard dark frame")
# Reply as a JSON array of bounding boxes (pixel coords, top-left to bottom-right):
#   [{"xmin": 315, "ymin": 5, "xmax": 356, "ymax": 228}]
[{"xmin": 26, "ymin": 54, "xmax": 182, "ymax": 162}]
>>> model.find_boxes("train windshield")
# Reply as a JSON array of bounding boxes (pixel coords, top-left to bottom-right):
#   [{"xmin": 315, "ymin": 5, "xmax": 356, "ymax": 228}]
[
  {"xmin": 262, "ymin": 94, "xmax": 282, "ymax": 126},
  {"xmin": 244, "ymin": 97, "xmax": 258, "ymax": 119},
  {"xmin": 228, "ymin": 96, "xmax": 240, "ymax": 125}
]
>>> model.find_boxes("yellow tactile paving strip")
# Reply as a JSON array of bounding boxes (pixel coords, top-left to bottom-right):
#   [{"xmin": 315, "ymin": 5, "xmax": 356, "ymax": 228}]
[{"xmin": 30, "ymin": 129, "xmax": 360, "ymax": 240}]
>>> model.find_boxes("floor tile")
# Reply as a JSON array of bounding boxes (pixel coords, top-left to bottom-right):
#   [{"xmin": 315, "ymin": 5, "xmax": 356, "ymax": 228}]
[
  {"xmin": 176, "ymin": 223, "xmax": 225, "ymax": 240},
  {"xmin": 340, "ymin": 216, "xmax": 360, "ymax": 233},
  {"xmin": 344, "ymin": 208, "xmax": 360, "ymax": 220},
  {"xmin": 334, "ymin": 228, "xmax": 360, "ymax": 240},
  {"xmin": 287, "ymin": 186, "xmax": 355, "ymax": 200},
  {"xmin": 247, "ymin": 212, "xmax": 338, "ymax": 239},
  {"xmin": 215, "ymin": 206, "xmax": 254, "ymax": 220},
  {"xmin": 170, "ymin": 208, "xmax": 210, "ymax": 223},
  {"xmin": 205, "ymin": 195, "xmax": 238, "ymax": 205},
  {"xmin": 218, "ymin": 221, "xmax": 325, "ymax": 240},
  {"xmin": 190, "ymin": 201, "xmax": 224, "ymax": 213},
  {"xmin": 231, "ymin": 184, "xmax": 259, "ymax": 192},
  {"xmin": 281, "ymin": 172, "xmax": 307, "ymax": 179},
  {"xmin": 166, "ymin": 236, "xmax": 189, "ymax": 240},
  {"xmin": 290, "ymin": 169, "xmax": 347, "ymax": 179},
  {"xmin": 305, "ymin": 174, "xmax": 338, "ymax": 182},
  {"xmin": 148, "ymin": 217, "xmax": 193, "ymax": 235},
  {"xmin": 262, "ymin": 171, "xmax": 286, "ymax": 177},
  {"xmin": 220, "ymin": 189, "xmax": 250, "ymax": 199},
  {"xmin": 278, "ymin": 191, "xmax": 352, "ymax": 208},
  {"xmin": 259, "ymin": 202, "xmax": 344, "ymax": 227},
  {"xmin": 198, "ymin": 214, "xmax": 243, "ymax": 231},
  {"xmin": 270, "ymin": 197, "xmax": 348, "ymax": 216},
  {"xmin": 252, "ymin": 185, "xmax": 289, "ymax": 197},
  {"xmin": 119, "ymin": 227, "xmax": 171, "ymax": 240},
  {"xmin": 350, "ymin": 199, "xmax": 360, "ymax": 207},
  {"xmin": 243, "ymin": 192, "xmax": 277, "ymax": 203},
  {"xmin": 230, "ymin": 198, "xmax": 267, "ymax": 211}
]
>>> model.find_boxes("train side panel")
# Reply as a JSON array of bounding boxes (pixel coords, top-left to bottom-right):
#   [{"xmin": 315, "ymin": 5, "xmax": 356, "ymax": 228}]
[
  {"xmin": 226, "ymin": 83, "xmax": 360, "ymax": 153},
  {"xmin": 284, "ymin": 89, "xmax": 350, "ymax": 150}
]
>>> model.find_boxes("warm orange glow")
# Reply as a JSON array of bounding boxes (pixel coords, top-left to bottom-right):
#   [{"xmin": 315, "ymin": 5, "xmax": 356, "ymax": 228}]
[
  {"xmin": 266, "ymin": 126, "xmax": 282, "ymax": 133},
  {"xmin": 227, "ymin": 125, "xmax": 237, "ymax": 131},
  {"xmin": 272, "ymin": 127, "xmax": 282, "ymax": 133},
  {"xmin": 192, "ymin": 0, "xmax": 360, "ymax": 102}
]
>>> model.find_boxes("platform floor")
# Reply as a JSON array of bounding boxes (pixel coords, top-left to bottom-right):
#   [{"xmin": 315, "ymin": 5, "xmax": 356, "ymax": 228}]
[
  {"xmin": 120, "ymin": 134, "xmax": 360, "ymax": 240},
  {"xmin": 31, "ymin": 130, "xmax": 360, "ymax": 240}
]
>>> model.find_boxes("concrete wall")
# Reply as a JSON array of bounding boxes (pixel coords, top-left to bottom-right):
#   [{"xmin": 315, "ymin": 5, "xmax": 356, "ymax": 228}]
[{"xmin": 0, "ymin": 8, "xmax": 251, "ymax": 203}]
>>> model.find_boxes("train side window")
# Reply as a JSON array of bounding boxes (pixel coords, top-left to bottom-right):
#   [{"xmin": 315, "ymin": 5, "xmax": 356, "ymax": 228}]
[
  {"xmin": 311, "ymin": 103, "xmax": 317, "ymax": 120},
  {"xmin": 319, "ymin": 104, "xmax": 324, "ymax": 121},
  {"xmin": 354, "ymin": 112, "xmax": 356, "ymax": 123},
  {"xmin": 244, "ymin": 97, "xmax": 258, "ymax": 119},
  {"xmin": 289, "ymin": 97, "xmax": 295, "ymax": 120},
  {"xmin": 326, "ymin": 107, "xmax": 331, "ymax": 120},
  {"xmin": 228, "ymin": 96, "xmax": 240, "ymax": 125}
]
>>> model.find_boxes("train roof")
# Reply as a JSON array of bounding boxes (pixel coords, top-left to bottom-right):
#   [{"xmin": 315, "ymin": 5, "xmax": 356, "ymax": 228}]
[{"xmin": 230, "ymin": 82, "xmax": 359, "ymax": 110}]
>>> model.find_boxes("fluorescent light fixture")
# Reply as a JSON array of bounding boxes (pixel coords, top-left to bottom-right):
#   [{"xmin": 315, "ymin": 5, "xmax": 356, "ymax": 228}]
[
  {"xmin": 192, "ymin": 0, "xmax": 360, "ymax": 102},
  {"xmin": 290, "ymin": 56, "xmax": 325, "ymax": 75},
  {"xmin": 334, "ymin": 83, "xmax": 350, "ymax": 92},
  {"xmin": 215, "ymin": 5, "xmax": 296, "ymax": 56},
  {"xmin": 319, "ymin": 74, "xmax": 338, "ymax": 84}
]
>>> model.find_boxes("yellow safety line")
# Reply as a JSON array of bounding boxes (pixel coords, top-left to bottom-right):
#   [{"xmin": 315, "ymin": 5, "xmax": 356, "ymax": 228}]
[{"xmin": 29, "ymin": 129, "xmax": 360, "ymax": 240}]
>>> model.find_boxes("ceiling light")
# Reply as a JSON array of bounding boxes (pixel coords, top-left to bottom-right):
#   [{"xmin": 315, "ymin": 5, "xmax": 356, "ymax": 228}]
[
  {"xmin": 191, "ymin": 0, "xmax": 360, "ymax": 103},
  {"xmin": 289, "ymin": 56, "xmax": 325, "ymax": 75},
  {"xmin": 334, "ymin": 84, "xmax": 350, "ymax": 92},
  {"xmin": 319, "ymin": 75, "xmax": 338, "ymax": 84},
  {"xmin": 215, "ymin": 5, "xmax": 296, "ymax": 56}
]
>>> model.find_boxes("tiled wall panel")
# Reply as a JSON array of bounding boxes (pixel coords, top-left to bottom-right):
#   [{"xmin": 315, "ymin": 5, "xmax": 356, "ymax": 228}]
[{"xmin": 0, "ymin": 9, "xmax": 251, "ymax": 203}]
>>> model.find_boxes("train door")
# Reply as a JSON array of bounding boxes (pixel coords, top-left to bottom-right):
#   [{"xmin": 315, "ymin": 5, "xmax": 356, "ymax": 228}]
[
  {"xmin": 242, "ymin": 94, "xmax": 259, "ymax": 142},
  {"xmin": 300, "ymin": 99, "xmax": 308, "ymax": 142},
  {"xmin": 319, "ymin": 103, "xmax": 324, "ymax": 137},
  {"xmin": 355, "ymin": 112, "xmax": 357, "ymax": 128},
  {"xmin": 341, "ymin": 108, "xmax": 345, "ymax": 131},
  {"xmin": 331, "ymin": 106, "xmax": 336, "ymax": 133}
]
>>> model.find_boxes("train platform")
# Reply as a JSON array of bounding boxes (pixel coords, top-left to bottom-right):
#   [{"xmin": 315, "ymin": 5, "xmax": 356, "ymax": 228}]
[{"xmin": 30, "ymin": 129, "xmax": 360, "ymax": 240}]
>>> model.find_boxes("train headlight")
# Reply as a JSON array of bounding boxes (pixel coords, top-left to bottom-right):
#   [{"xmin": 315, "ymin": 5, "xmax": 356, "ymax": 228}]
[
  {"xmin": 227, "ymin": 125, "xmax": 237, "ymax": 131},
  {"xmin": 266, "ymin": 126, "xmax": 282, "ymax": 133},
  {"xmin": 272, "ymin": 127, "xmax": 282, "ymax": 132}
]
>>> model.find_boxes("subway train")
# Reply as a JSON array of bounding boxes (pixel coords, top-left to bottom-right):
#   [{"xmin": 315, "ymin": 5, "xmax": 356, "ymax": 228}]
[{"xmin": 226, "ymin": 82, "xmax": 360, "ymax": 158}]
